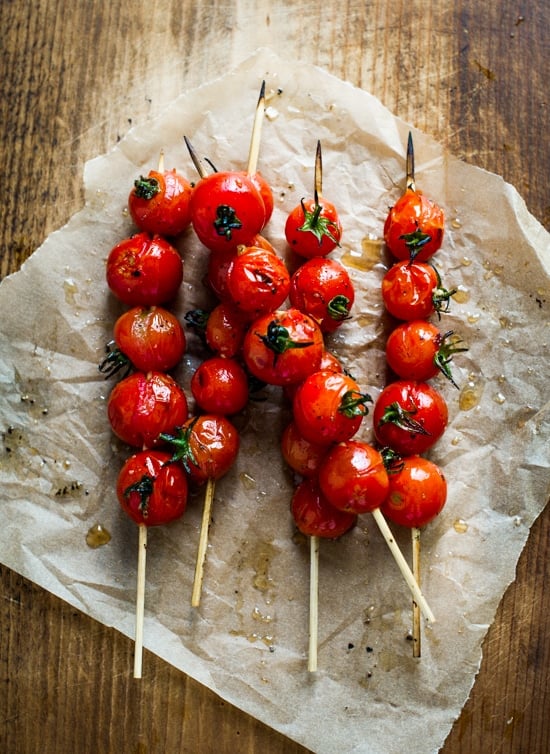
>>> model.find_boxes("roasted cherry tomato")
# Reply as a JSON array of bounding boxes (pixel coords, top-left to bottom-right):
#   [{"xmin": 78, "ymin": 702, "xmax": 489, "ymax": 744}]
[
  {"xmin": 100, "ymin": 305, "xmax": 186, "ymax": 377},
  {"xmin": 380, "ymin": 455, "xmax": 447, "ymax": 528},
  {"xmin": 381, "ymin": 260, "xmax": 454, "ymax": 320},
  {"xmin": 384, "ymin": 187, "xmax": 444, "ymax": 263},
  {"xmin": 226, "ymin": 246, "xmax": 291, "ymax": 316},
  {"xmin": 204, "ymin": 302, "xmax": 250, "ymax": 358},
  {"xmin": 107, "ymin": 371, "xmax": 189, "ymax": 448},
  {"xmin": 280, "ymin": 421, "xmax": 329, "ymax": 478},
  {"xmin": 239, "ymin": 171, "xmax": 274, "ymax": 225},
  {"xmin": 318, "ymin": 440, "xmax": 389, "ymax": 514},
  {"xmin": 189, "ymin": 171, "xmax": 266, "ymax": 254},
  {"xmin": 106, "ymin": 232, "xmax": 183, "ymax": 306},
  {"xmin": 292, "ymin": 370, "xmax": 371, "ymax": 446},
  {"xmin": 116, "ymin": 449, "xmax": 188, "ymax": 526},
  {"xmin": 242, "ymin": 308, "xmax": 324, "ymax": 386},
  {"xmin": 285, "ymin": 196, "xmax": 342, "ymax": 259},
  {"xmin": 291, "ymin": 477, "xmax": 357, "ymax": 539},
  {"xmin": 161, "ymin": 414, "xmax": 239, "ymax": 485},
  {"xmin": 385, "ymin": 320, "xmax": 466, "ymax": 387},
  {"xmin": 205, "ymin": 235, "xmax": 276, "ymax": 301},
  {"xmin": 128, "ymin": 168, "xmax": 193, "ymax": 237},
  {"xmin": 289, "ymin": 257, "xmax": 354, "ymax": 333},
  {"xmin": 373, "ymin": 379, "xmax": 448, "ymax": 456},
  {"xmin": 191, "ymin": 356, "xmax": 249, "ymax": 415},
  {"xmin": 283, "ymin": 348, "xmax": 344, "ymax": 403}
]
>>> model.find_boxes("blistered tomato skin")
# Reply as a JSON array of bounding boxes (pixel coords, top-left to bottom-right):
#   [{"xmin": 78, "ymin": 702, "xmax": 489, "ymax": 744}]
[
  {"xmin": 128, "ymin": 169, "xmax": 193, "ymax": 237},
  {"xmin": 191, "ymin": 356, "xmax": 249, "ymax": 415},
  {"xmin": 280, "ymin": 421, "xmax": 329, "ymax": 478},
  {"xmin": 380, "ymin": 455, "xmax": 447, "ymax": 528},
  {"xmin": 289, "ymin": 257, "xmax": 355, "ymax": 333},
  {"xmin": 291, "ymin": 477, "xmax": 357, "ymax": 539},
  {"xmin": 107, "ymin": 371, "xmax": 189, "ymax": 448},
  {"xmin": 117, "ymin": 450, "xmax": 188, "ymax": 526},
  {"xmin": 382, "ymin": 260, "xmax": 442, "ymax": 320},
  {"xmin": 285, "ymin": 197, "xmax": 342, "ymax": 259},
  {"xmin": 106, "ymin": 232, "xmax": 184, "ymax": 306},
  {"xmin": 384, "ymin": 188, "xmax": 444, "ymax": 263},
  {"xmin": 226, "ymin": 246, "xmax": 291, "ymax": 316},
  {"xmin": 112, "ymin": 305, "xmax": 186, "ymax": 373}
]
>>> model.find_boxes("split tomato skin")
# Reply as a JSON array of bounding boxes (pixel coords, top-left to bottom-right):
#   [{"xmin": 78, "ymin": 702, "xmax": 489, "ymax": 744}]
[
  {"xmin": 242, "ymin": 308, "xmax": 324, "ymax": 387},
  {"xmin": 380, "ymin": 455, "xmax": 447, "ymax": 528},
  {"xmin": 204, "ymin": 302, "xmax": 250, "ymax": 358},
  {"xmin": 318, "ymin": 440, "xmax": 389, "ymax": 514},
  {"xmin": 191, "ymin": 356, "xmax": 249, "ymax": 416},
  {"xmin": 226, "ymin": 246, "xmax": 291, "ymax": 316},
  {"xmin": 373, "ymin": 379, "xmax": 448, "ymax": 456},
  {"xmin": 289, "ymin": 257, "xmax": 355, "ymax": 333},
  {"xmin": 117, "ymin": 450, "xmax": 188, "ymax": 527},
  {"xmin": 382, "ymin": 260, "xmax": 444, "ymax": 320},
  {"xmin": 128, "ymin": 168, "xmax": 193, "ymax": 237},
  {"xmin": 292, "ymin": 370, "xmax": 371, "ymax": 446},
  {"xmin": 285, "ymin": 196, "xmax": 342, "ymax": 258},
  {"xmin": 280, "ymin": 421, "xmax": 329, "ymax": 478},
  {"xmin": 106, "ymin": 232, "xmax": 184, "ymax": 306},
  {"xmin": 112, "ymin": 305, "xmax": 186, "ymax": 373},
  {"xmin": 190, "ymin": 171, "xmax": 266, "ymax": 254},
  {"xmin": 385, "ymin": 320, "xmax": 443, "ymax": 382},
  {"xmin": 107, "ymin": 371, "xmax": 189, "ymax": 448},
  {"xmin": 291, "ymin": 477, "xmax": 357, "ymax": 539},
  {"xmin": 384, "ymin": 188, "xmax": 444, "ymax": 263}
]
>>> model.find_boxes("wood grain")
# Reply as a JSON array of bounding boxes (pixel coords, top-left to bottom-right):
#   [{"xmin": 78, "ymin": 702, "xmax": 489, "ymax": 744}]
[{"xmin": 1, "ymin": 2, "xmax": 549, "ymax": 752}]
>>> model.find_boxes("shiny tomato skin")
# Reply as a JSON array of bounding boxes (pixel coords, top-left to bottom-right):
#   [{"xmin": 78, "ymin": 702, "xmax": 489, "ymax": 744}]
[
  {"xmin": 178, "ymin": 414, "xmax": 240, "ymax": 485},
  {"xmin": 373, "ymin": 379, "xmax": 448, "ymax": 456},
  {"xmin": 318, "ymin": 440, "xmax": 389, "ymax": 514},
  {"xmin": 380, "ymin": 455, "xmax": 447, "ymax": 528},
  {"xmin": 384, "ymin": 188, "xmax": 444, "ymax": 262},
  {"xmin": 113, "ymin": 305, "xmax": 186, "ymax": 372},
  {"xmin": 285, "ymin": 196, "xmax": 342, "ymax": 258},
  {"xmin": 289, "ymin": 257, "xmax": 355, "ymax": 333},
  {"xmin": 382, "ymin": 260, "xmax": 440, "ymax": 320},
  {"xmin": 280, "ymin": 421, "xmax": 329, "ymax": 478},
  {"xmin": 107, "ymin": 371, "xmax": 189, "ymax": 448},
  {"xmin": 106, "ymin": 232, "xmax": 184, "ymax": 306},
  {"xmin": 190, "ymin": 171, "xmax": 266, "ymax": 254},
  {"xmin": 238, "ymin": 171, "xmax": 274, "ymax": 225},
  {"xmin": 385, "ymin": 320, "xmax": 443, "ymax": 382},
  {"xmin": 242, "ymin": 308, "xmax": 324, "ymax": 386},
  {"xmin": 291, "ymin": 477, "xmax": 357, "ymax": 539},
  {"xmin": 117, "ymin": 450, "xmax": 188, "ymax": 526},
  {"xmin": 128, "ymin": 169, "xmax": 193, "ymax": 237},
  {"xmin": 283, "ymin": 348, "xmax": 344, "ymax": 403},
  {"xmin": 191, "ymin": 357, "xmax": 249, "ymax": 415},
  {"xmin": 292, "ymin": 370, "xmax": 369, "ymax": 446},
  {"xmin": 205, "ymin": 302, "xmax": 250, "ymax": 358},
  {"xmin": 226, "ymin": 246, "xmax": 291, "ymax": 316}
]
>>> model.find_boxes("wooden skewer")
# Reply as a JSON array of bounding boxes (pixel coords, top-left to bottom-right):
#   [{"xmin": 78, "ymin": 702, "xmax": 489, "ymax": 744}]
[
  {"xmin": 183, "ymin": 135, "xmax": 208, "ymax": 179},
  {"xmin": 133, "ymin": 522, "xmax": 148, "ymax": 678},
  {"xmin": 191, "ymin": 477, "xmax": 215, "ymax": 607},
  {"xmin": 411, "ymin": 527, "xmax": 422, "ymax": 657},
  {"xmin": 157, "ymin": 148, "xmax": 165, "ymax": 174},
  {"xmin": 314, "ymin": 139, "xmax": 323, "ymax": 200},
  {"xmin": 371, "ymin": 508, "xmax": 435, "ymax": 624},
  {"xmin": 246, "ymin": 80, "xmax": 266, "ymax": 177},
  {"xmin": 308, "ymin": 535, "xmax": 320, "ymax": 672},
  {"xmin": 406, "ymin": 131, "xmax": 415, "ymax": 191}
]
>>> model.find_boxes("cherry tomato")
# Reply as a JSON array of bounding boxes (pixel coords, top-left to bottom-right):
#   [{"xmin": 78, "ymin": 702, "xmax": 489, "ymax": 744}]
[
  {"xmin": 242, "ymin": 308, "xmax": 324, "ymax": 386},
  {"xmin": 116, "ymin": 449, "xmax": 188, "ymax": 526},
  {"xmin": 381, "ymin": 260, "xmax": 454, "ymax": 320},
  {"xmin": 161, "ymin": 414, "xmax": 239, "ymax": 485},
  {"xmin": 106, "ymin": 232, "xmax": 184, "ymax": 306},
  {"xmin": 285, "ymin": 196, "xmax": 342, "ymax": 258},
  {"xmin": 383, "ymin": 188, "xmax": 444, "ymax": 263},
  {"xmin": 289, "ymin": 257, "xmax": 354, "ymax": 332},
  {"xmin": 373, "ymin": 379, "xmax": 448, "ymax": 456},
  {"xmin": 283, "ymin": 348, "xmax": 344, "ymax": 403},
  {"xmin": 380, "ymin": 455, "xmax": 447, "ymax": 528},
  {"xmin": 385, "ymin": 320, "xmax": 466, "ymax": 386},
  {"xmin": 318, "ymin": 440, "xmax": 389, "ymax": 514},
  {"xmin": 226, "ymin": 246, "xmax": 291, "ymax": 316},
  {"xmin": 100, "ymin": 305, "xmax": 186, "ymax": 377},
  {"xmin": 191, "ymin": 356, "xmax": 249, "ymax": 415},
  {"xmin": 280, "ymin": 421, "xmax": 328, "ymax": 478},
  {"xmin": 205, "ymin": 235, "xmax": 276, "ymax": 301},
  {"xmin": 204, "ymin": 302, "xmax": 250, "ymax": 358},
  {"xmin": 128, "ymin": 168, "xmax": 193, "ymax": 237},
  {"xmin": 239, "ymin": 171, "xmax": 274, "ymax": 225},
  {"xmin": 189, "ymin": 171, "xmax": 266, "ymax": 254},
  {"xmin": 107, "ymin": 371, "xmax": 189, "ymax": 448},
  {"xmin": 291, "ymin": 477, "xmax": 357, "ymax": 539},
  {"xmin": 292, "ymin": 370, "xmax": 371, "ymax": 446}
]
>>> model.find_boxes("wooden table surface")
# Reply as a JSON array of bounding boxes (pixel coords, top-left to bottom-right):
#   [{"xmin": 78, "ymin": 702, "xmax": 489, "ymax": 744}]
[{"xmin": 1, "ymin": 2, "xmax": 549, "ymax": 753}]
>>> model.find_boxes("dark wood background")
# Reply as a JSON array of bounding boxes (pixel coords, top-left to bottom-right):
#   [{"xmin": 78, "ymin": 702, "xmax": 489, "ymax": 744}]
[{"xmin": 1, "ymin": 2, "xmax": 549, "ymax": 752}]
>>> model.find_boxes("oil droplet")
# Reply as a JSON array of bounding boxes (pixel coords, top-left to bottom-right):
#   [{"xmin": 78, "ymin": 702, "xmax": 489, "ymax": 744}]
[
  {"xmin": 252, "ymin": 606, "xmax": 273, "ymax": 624},
  {"xmin": 493, "ymin": 392, "xmax": 506, "ymax": 405},
  {"xmin": 86, "ymin": 523, "xmax": 111, "ymax": 548},
  {"xmin": 240, "ymin": 472, "xmax": 256, "ymax": 490},
  {"xmin": 451, "ymin": 436, "xmax": 461, "ymax": 446},
  {"xmin": 451, "ymin": 217, "xmax": 462, "ymax": 229},
  {"xmin": 453, "ymin": 519, "xmax": 469, "ymax": 534},
  {"xmin": 341, "ymin": 237, "xmax": 383, "ymax": 271},
  {"xmin": 467, "ymin": 312, "xmax": 480, "ymax": 324},
  {"xmin": 251, "ymin": 541, "xmax": 276, "ymax": 592},
  {"xmin": 64, "ymin": 278, "xmax": 78, "ymax": 305},
  {"xmin": 513, "ymin": 516, "xmax": 522, "ymax": 527},
  {"xmin": 459, "ymin": 377, "xmax": 484, "ymax": 411},
  {"xmin": 452, "ymin": 285, "xmax": 470, "ymax": 304},
  {"xmin": 499, "ymin": 316, "xmax": 513, "ymax": 329},
  {"xmin": 461, "ymin": 256, "xmax": 472, "ymax": 267}
]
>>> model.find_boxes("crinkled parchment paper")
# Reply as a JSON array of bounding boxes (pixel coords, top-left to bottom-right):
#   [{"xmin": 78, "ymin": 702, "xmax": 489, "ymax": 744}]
[{"xmin": 1, "ymin": 49, "xmax": 549, "ymax": 754}]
